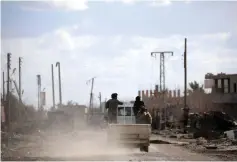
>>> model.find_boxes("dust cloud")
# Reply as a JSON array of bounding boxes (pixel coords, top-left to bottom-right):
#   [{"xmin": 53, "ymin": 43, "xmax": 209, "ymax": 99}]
[{"xmin": 36, "ymin": 126, "xmax": 135, "ymax": 159}]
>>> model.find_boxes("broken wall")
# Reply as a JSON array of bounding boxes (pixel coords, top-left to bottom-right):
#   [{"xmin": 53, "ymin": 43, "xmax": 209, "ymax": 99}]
[{"xmin": 138, "ymin": 89, "xmax": 215, "ymax": 120}]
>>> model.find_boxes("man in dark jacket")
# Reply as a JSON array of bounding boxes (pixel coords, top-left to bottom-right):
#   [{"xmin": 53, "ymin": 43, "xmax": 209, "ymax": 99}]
[
  {"xmin": 133, "ymin": 96, "xmax": 144, "ymax": 117},
  {"xmin": 106, "ymin": 93, "xmax": 123, "ymax": 124}
]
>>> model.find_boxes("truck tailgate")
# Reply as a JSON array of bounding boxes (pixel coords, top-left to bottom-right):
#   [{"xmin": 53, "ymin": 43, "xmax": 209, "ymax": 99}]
[
  {"xmin": 107, "ymin": 124, "xmax": 151, "ymax": 145},
  {"xmin": 108, "ymin": 124, "xmax": 151, "ymax": 134}
]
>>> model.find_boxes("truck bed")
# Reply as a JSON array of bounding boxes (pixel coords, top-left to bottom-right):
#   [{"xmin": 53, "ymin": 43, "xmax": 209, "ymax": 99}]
[{"xmin": 107, "ymin": 124, "xmax": 151, "ymax": 145}]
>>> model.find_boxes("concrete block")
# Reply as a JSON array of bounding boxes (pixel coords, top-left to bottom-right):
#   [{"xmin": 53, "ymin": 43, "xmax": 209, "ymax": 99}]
[{"xmin": 224, "ymin": 129, "xmax": 237, "ymax": 140}]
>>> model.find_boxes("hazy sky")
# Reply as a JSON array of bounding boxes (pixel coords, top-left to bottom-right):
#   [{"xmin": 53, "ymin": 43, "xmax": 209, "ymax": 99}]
[{"xmin": 1, "ymin": 0, "xmax": 237, "ymax": 107}]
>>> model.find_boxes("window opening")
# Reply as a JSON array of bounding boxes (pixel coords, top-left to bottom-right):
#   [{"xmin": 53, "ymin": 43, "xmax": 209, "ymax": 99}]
[
  {"xmin": 234, "ymin": 83, "xmax": 237, "ymax": 93},
  {"xmin": 224, "ymin": 79, "xmax": 229, "ymax": 93},
  {"xmin": 125, "ymin": 107, "xmax": 132, "ymax": 116},
  {"xmin": 118, "ymin": 107, "xmax": 125, "ymax": 116},
  {"xmin": 217, "ymin": 79, "xmax": 222, "ymax": 88}
]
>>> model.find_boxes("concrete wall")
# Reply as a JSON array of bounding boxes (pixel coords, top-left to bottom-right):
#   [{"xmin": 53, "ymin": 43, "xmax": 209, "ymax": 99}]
[
  {"xmin": 138, "ymin": 89, "xmax": 214, "ymax": 119},
  {"xmin": 229, "ymin": 75, "xmax": 237, "ymax": 93},
  {"xmin": 138, "ymin": 88, "xmax": 237, "ymax": 121}
]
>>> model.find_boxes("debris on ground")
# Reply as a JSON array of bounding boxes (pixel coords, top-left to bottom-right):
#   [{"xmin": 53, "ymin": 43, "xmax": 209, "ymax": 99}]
[
  {"xmin": 232, "ymin": 140, "xmax": 237, "ymax": 145},
  {"xmin": 196, "ymin": 137, "xmax": 207, "ymax": 145},
  {"xmin": 151, "ymin": 110, "xmax": 237, "ymax": 161},
  {"xmin": 224, "ymin": 129, "xmax": 237, "ymax": 140},
  {"xmin": 205, "ymin": 145, "xmax": 217, "ymax": 149}
]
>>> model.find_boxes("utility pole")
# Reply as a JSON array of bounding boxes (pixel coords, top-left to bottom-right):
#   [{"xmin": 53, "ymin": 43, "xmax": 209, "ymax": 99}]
[
  {"xmin": 90, "ymin": 78, "xmax": 95, "ymax": 115},
  {"xmin": 10, "ymin": 68, "xmax": 16, "ymax": 94},
  {"xmin": 87, "ymin": 77, "xmax": 96, "ymax": 118},
  {"xmin": 51, "ymin": 64, "xmax": 55, "ymax": 109},
  {"xmin": 56, "ymin": 62, "xmax": 62, "ymax": 106},
  {"xmin": 184, "ymin": 38, "xmax": 187, "ymax": 109},
  {"xmin": 151, "ymin": 51, "xmax": 173, "ymax": 130},
  {"xmin": 19, "ymin": 57, "xmax": 22, "ymax": 102},
  {"xmin": 104, "ymin": 98, "xmax": 107, "ymax": 113},
  {"xmin": 98, "ymin": 92, "xmax": 102, "ymax": 113},
  {"xmin": 183, "ymin": 38, "xmax": 189, "ymax": 133},
  {"xmin": 37, "ymin": 75, "xmax": 41, "ymax": 110},
  {"xmin": 12, "ymin": 80, "xmax": 20, "ymax": 98},
  {"xmin": 2, "ymin": 71, "xmax": 5, "ymax": 101},
  {"xmin": 6, "ymin": 53, "xmax": 11, "ymax": 131}
]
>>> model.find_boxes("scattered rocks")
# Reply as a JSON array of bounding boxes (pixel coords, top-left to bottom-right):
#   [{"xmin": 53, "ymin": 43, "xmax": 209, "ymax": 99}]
[
  {"xmin": 205, "ymin": 145, "xmax": 218, "ymax": 150},
  {"xmin": 169, "ymin": 135, "xmax": 177, "ymax": 138},
  {"xmin": 196, "ymin": 137, "xmax": 207, "ymax": 145},
  {"xmin": 232, "ymin": 140, "xmax": 237, "ymax": 145},
  {"xmin": 152, "ymin": 128, "xmax": 237, "ymax": 161}
]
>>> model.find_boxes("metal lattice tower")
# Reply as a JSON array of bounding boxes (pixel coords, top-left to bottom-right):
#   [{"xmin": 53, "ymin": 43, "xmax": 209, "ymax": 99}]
[
  {"xmin": 160, "ymin": 53, "xmax": 165, "ymax": 92},
  {"xmin": 151, "ymin": 51, "xmax": 173, "ymax": 130},
  {"xmin": 151, "ymin": 51, "xmax": 173, "ymax": 94}
]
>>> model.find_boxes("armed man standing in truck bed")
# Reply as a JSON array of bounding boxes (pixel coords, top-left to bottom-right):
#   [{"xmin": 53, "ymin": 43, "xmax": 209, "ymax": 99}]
[
  {"xmin": 106, "ymin": 93, "xmax": 123, "ymax": 124},
  {"xmin": 133, "ymin": 96, "xmax": 145, "ymax": 117}
]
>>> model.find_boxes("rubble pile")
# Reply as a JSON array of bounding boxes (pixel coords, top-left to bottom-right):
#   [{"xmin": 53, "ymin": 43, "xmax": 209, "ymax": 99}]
[
  {"xmin": 188, "ymin": 111, "xmax": 237, "ymax": 139},
  {"xmin": 1, "ymin": 122, "xmax": 44, "ymax": 160},
  {"xmin": 152, "ymin": 111, "xmax": 237, "ymax": 160}
]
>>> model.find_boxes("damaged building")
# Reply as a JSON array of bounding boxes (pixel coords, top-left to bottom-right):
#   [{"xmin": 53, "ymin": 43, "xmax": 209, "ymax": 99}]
[
  {"xmin": 138, "ymin": 73, "xmax": 237, "ymax": 130},
  {"xmin": 205, "ymin": 73, "xmax": 237, "ymax": 119}
]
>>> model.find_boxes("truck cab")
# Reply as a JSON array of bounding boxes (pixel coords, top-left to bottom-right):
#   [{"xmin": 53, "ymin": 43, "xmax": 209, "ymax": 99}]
[{"xmin": 117, "ymin": 102, "xmax": 135, "ymax": 124}]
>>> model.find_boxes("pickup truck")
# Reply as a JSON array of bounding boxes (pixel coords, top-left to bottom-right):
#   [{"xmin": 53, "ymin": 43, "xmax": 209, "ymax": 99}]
[{"xmin": 107, "ymin": 102, "xmax": 151, "ymax": 152}]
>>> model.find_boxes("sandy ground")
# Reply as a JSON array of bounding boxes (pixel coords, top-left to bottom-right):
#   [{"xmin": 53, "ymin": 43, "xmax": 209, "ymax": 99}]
[{"xmin": 1, "ymin": 128, "xmax": 223, "ymax": 161}]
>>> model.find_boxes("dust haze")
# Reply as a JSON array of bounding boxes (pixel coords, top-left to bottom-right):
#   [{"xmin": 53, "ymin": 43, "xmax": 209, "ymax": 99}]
[{"xmin": 34, "ymin": 126, "xmax": 136, "ymax": 159}]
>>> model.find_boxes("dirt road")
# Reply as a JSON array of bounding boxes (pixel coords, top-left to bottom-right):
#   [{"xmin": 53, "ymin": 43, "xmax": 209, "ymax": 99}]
[{"xmin": 2, "ymin": 129, "xmax": 219, "ymax": 161}]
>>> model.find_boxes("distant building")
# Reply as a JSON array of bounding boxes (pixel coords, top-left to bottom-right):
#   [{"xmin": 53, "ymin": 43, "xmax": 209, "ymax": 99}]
[
  {"xmin": 205, "ymin": 73, "xmax": 237, "ymax": 118},
  {"xmin": 205, "ymin": 73, "xmax": 237, "ymax": 103},
  {"xmin": 205, "ymin": 73, "xmax": 237, "ymax": 94},
  {"xmin": 48, "ymin": 104, "xmax": 88, "ymax": 130}
]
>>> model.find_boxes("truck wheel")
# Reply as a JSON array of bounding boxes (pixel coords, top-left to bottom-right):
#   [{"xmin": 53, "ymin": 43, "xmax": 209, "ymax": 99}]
[
  {"xmin": 143, "ymin": 146, "xmax": 149, "ymax": 152},
  {"xmin": 140, "ymin": 146, "xmax": 149, "ymax": 152}
]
